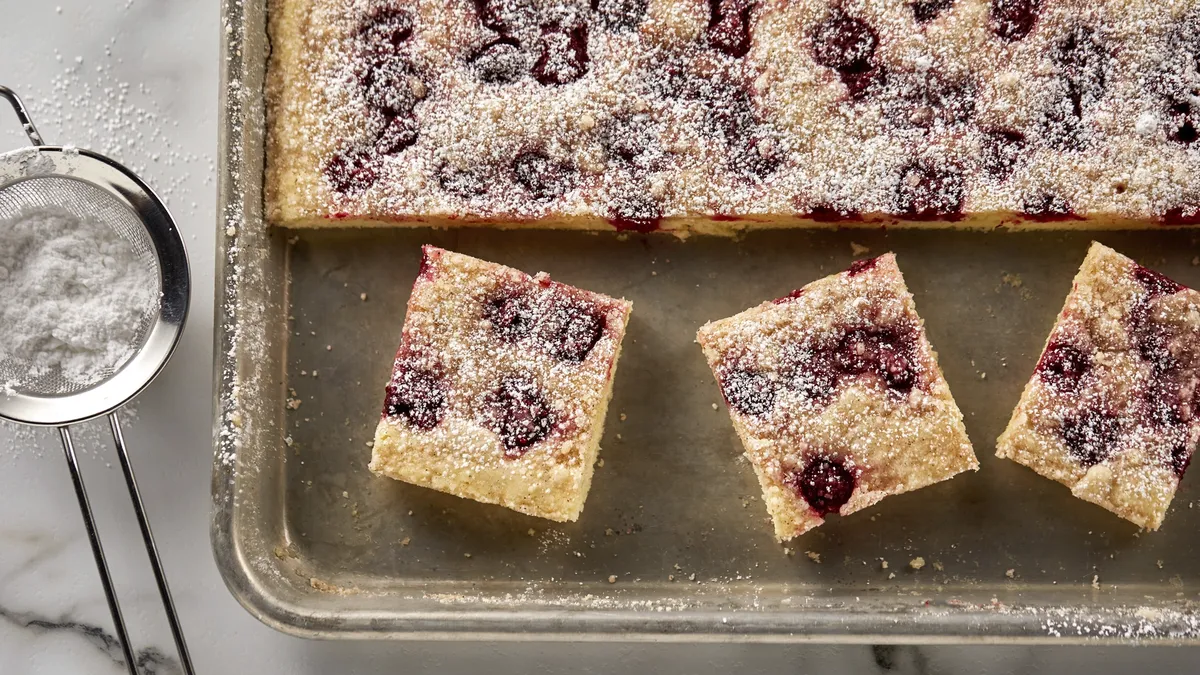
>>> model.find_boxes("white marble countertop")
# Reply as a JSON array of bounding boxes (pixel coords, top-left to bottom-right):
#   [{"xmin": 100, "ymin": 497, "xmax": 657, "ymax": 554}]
[{"xmin": 0, "ymin": 2, "xmax": 1197, "ymax": 673}]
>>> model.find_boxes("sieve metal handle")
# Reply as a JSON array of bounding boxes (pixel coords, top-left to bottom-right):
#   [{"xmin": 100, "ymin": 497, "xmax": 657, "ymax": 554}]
[
  {"xmin": 58, "ymin": 427, "xmax": 139, "ymax": 675},
  {"xmin": 0, "ymin": 85, "xmax": 45, "ymax": 146},
  {"xmin": 110, "ymin": 414, "xmax": 196, "ymax": 675}
]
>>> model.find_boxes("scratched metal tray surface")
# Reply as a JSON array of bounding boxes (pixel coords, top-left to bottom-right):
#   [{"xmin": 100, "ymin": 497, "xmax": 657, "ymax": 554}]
[{"xmin": 212, "ymin": 0, "xmax": 1200, "ymax": 642}]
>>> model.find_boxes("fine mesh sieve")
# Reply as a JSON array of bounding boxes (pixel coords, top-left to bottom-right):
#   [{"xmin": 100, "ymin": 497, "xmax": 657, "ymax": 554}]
[
  {"xmin": 0, "ymin": 86, "xmax": 194, "ymax": 675},
  {"xmin": 0, "ymin": 175, "xmax": 162, "ymax": 396}
]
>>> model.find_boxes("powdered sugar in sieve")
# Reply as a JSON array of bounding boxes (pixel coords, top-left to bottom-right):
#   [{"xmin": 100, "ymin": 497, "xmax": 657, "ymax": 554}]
[{"xmin": 0, "ymin": 176, "xmax": 161, "ymax": 394}]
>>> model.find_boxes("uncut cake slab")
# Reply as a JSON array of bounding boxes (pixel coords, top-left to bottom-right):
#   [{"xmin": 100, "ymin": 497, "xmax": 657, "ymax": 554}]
[
  {"xmin": 215, "ymin": 0, "xmax": 1200, "ymax": 644},
  {"xmin": 267, "ymin": 0, "xmax": 1200, "ymax": 233}
]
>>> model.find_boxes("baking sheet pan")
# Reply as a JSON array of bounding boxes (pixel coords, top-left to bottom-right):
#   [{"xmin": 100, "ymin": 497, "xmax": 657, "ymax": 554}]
[{"xmin": 212, "ymin": 0, "xmax": 1200, "ymax": 641}]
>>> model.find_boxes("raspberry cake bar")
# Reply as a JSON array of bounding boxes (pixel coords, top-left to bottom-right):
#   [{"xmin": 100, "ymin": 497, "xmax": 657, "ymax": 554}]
[
  {"xmin": 697, "ymin": 254, "xmax": 977, "ymax": 540},
  {"xmin": 368, "ymin": 246, "xmax": 631, "ymax": 521},
  {"xmin": 997, "ymin": 243, "xmax": 1200, "ymax": 530},
  {"xmin": 268, "ymin": 0, "xmax": 1200, "ymax": 233}
]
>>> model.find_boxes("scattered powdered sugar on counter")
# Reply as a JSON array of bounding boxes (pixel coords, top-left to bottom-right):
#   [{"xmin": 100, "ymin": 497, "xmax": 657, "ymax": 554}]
[{"xmin": 0, "ymin": 205, "xmax": 158, "ymax": 389}]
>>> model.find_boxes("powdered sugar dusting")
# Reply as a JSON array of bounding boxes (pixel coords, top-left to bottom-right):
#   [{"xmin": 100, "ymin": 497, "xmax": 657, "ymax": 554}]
[{"xmin": 0, "ymin": 206, "xmax": 158, "ymax": 390}]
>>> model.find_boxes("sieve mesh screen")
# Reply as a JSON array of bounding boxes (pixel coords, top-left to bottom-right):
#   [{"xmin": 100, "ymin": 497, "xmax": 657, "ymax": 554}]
[{"xmin": 0, "ymin": 175, "xmax": 161, "ymax": 396}]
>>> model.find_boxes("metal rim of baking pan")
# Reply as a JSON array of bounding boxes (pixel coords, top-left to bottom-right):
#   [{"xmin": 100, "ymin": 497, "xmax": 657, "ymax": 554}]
[{"xmin": 210, "ymin": 0, "xmax": 1200, "ymax": 643}]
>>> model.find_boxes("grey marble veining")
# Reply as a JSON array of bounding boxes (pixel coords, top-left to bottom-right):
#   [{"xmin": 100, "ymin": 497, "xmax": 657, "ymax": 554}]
[{"xmin": 1, "ymin": 1, "xmax": 1200, "ymax": 673}]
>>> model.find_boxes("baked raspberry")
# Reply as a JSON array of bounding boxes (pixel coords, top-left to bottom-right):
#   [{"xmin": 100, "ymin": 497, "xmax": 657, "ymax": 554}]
[
  {"xmin": 1133, "ymin": 265, "xmax": 1184, "ymax": 298},
  {"xmin": 1170, "ymin": 443, "xmax": 1194, "ymax": 477},
  {"xmin": 358, "ymin": 4, "xmax": 414, "ymax": 61},
  {"xmin": 702, "ymin": 81, "xmax": 757, "ymax": 145},
  {"xmin": 544, "ymin": 301, "xmax": 605, "ymax": 362},
  {"xmin": 1170, "ymin": 117, "xmax": 1199, "ymax": 145},
  {"xmin": 698, "ymin": 253, "xmax": 976, "ymax": 539},
  {"xmin": 1036, "ymin": 342, "xmax": 1090, "ymax": 390},
  {"xmin": 998, "ymin": 243, "xmax": 1200, "ymax": 530},
  {"xmin": 910, "ymin": 0, "xmax": 954, "ymax": 23},
  {"xmin": 979, "ymin": 128, "xmax": 1027, "ymax": 180},
  {"xmin": 781, "ymin": 343, "xmax": 839, "ymax": 403},
  {"xmin": 894, "ymin": 162, "xmax": 964, "ymax": 220},
  {"xmin": 532, "ymin": 22, "xmax": 589, "ymax": 85},
  {"xmin": 484, "ymin": 290, "xmax": 537, "ymax": 342},
  {"xmin": 472, "ymin": 0, "xmax": 525, "ymax": 34},
  {"xmin": 437, "ymin": 165, "xmax": 488, "ymax": 199},
  {"xmin": 363, "ymin": 58, "xmax": 422, "ymax": 116},
  {"xmin": 470, "ymin": 37, "xmax": 526, "ymax": 84},
  {"xmin": 1163, "ymin": 205, "xmax": 1200, "ymax": 226},
  {"xmin": 324, "ymin": 147, "xmax": 379, "ymax": 195},
  {"xmin": 370, "ymin": 247, "xmax": 632, "ymax": 522},
  {"xmin": 607, "ymin": 191, "xmax": 663, "ymax": 232},
  {"xmin": 374, "ymin": 114, "xmax": 419, "ymax": 155},
  {"xmin": 1060, "ymin": 408, "xmax": 1120, "ymax": 467},
  {"xmin": 707, "ymin": 0, "xmax": 755, "ymax": 58},
  {"xmin": 784, "ymin": 456, "xmax": 856, "ymax": 517},
  {"xmin": 846, "ymin": 256, "xmax": 879, "ymax": 276},
  {"xmin": 803, "ymin": 204, "xmax": 862, "ymax": 223},
  {"xmin": 485, "ymin": 378, "xmax": 556, "ymax": 457},
  {"xmin": 599, "ymin": 113, "xmax": 658, "ymax": 165},
  {"xmin": 989, "ymin": 0, "xmax": 1042, "ymax": 42},
  {"xmin": 382, "ymin": 363, "xmax": 447, "ymax": 431},
  {"xmin": 811, "ymin": 10, "xmax": 881, "ymax": 98},
  {"xmin": 512, "ymin": 150, "xmax": 575, "ymax": 200},
  {"xmin": 730, "ymin": 135, "xmax": 783, "ymax": 178},
  {"xmin": 718, "ymin": 367, "xmax": 777, "ymax": 416}
]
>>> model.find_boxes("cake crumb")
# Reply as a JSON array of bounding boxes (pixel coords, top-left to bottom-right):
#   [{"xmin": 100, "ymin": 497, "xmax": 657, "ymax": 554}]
[
  {"xmin": 286, "ymin": 397, "xmax": 302, "ymax": 410},
  {"xmin": 596, "ymin": 458, "xmax": 604, "ymax": 468},
  {"xmin": 1192, "ymin": 256, "xmax": 1199, "ymax": 266},
  {"xmin": 688, "ymin": 573, "xmax": 696, "ymax": 581},
  {"xmin": 1092, "ymin": 575, "xmax": 1101, "ymax": 589},
  {"xmin": 607, "ymin": 575, "xmax": 617, "ymax": 584},
  {"xmin": 881, "ymin": 560, "xmax": 889, "ymax": 569},
  {"xmin": 711, "ymin": 403, "xmax": 719, "ymax": 410},
  {"xmin": 619, "ymin": 413, "xmax": 627, "ymax": 421},
  {"xmin": 850, "ymin": 242, "xmax": 870, "ymax": 256},
  {"xmin": 360, "ymin": 292, "xmax": 368, "ymax": 301},
  {"xmin": 805, "ymin": 551, "xmax": 821, "ymax": 563},
  {"xmin": 527, "ymin": 528, "xmax": 536, "ymax": 537},
  {"xmin": 1006, "ymin": 568, "xmax": 1015, "ymax": 579},
  {"xmin": 668, "ymin": 574, "xmax": 675, "ymax": 581},
  {"xmin": 888, "ymin": 572, "xmax": 896, "ymax": 579},
  {"xmin": 400, "ymin": 537, "xmax": 411, "ymax": 546},
  {"xmin": 605, "ymin": 528, "xmax": 615, "ymax": 536},
  {"xmin": 909, "ymin": 557, "xmax": 925, "ymax": 570},
  {"xmin": 1157, "ymin": 559, "xmax": 1164, "ymax": 569},
  {"xmin": 932, "ymin": 561, "xmax": 944, "ymax": 572},
  {"xmin": 464, "ymin": 553, "xmax": 472, "ymax": 558}
]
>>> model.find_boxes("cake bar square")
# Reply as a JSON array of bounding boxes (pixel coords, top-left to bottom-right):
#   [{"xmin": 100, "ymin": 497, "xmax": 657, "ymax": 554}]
[
  {"xmin": 997, "ymin": 242, "xmax": 1200, "ymax": 530},
  {"xmin": 369, "ymin": 246, "xmax": 632, "ymax": 522},
  {"xmin": 697, "ymin": 254, "xmax": 977, "ymax": 540}
]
